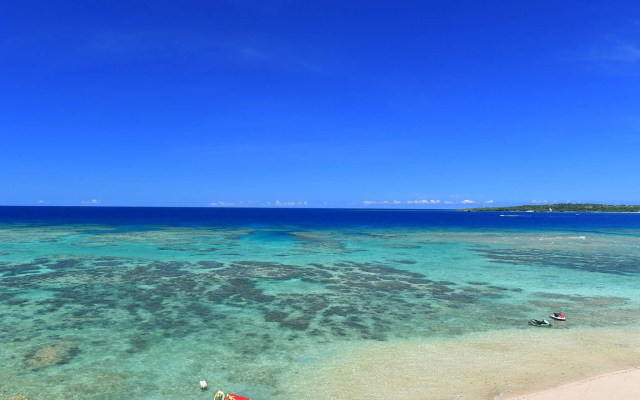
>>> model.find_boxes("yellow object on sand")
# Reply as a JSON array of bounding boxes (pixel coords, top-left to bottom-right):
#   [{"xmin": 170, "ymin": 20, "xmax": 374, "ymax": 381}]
[{"xmin": 213, "ymin": 390, "xmax": 225, "ymax": 400}]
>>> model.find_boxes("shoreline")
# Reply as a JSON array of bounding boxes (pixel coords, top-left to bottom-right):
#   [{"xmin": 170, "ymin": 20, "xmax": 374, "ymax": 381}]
[{"xmin": 502, "ymin": 366, "xmax": 640, "ymax": 400}]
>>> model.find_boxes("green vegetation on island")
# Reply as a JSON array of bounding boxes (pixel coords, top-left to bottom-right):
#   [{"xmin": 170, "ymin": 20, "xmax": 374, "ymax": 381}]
[{"xmin": 462, "ymin": 203, "xmax": 640, "ymax": 213}]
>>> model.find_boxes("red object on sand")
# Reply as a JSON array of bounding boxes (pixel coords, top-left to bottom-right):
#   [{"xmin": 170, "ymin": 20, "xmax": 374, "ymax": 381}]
[{"xmin": 225, "ymin": 395, "xmax": 251, "ymax": 400}]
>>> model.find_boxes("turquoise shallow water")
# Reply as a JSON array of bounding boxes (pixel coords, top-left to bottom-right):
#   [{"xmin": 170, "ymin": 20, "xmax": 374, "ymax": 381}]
[{"xmin": 1, "ymin": 208, "xmax": 640, "ymax": 399}]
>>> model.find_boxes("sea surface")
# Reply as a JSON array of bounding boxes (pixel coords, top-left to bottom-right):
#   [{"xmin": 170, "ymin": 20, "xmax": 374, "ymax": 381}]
[{"xmin": 1, "ymin": 207, "xmax": 640, "ymax": 400}]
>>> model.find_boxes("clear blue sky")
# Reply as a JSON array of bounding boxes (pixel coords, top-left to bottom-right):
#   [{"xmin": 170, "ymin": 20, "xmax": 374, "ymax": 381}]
[{"xmin": 1, "ymin": 1, "xmax": 639, "ymax": 207}]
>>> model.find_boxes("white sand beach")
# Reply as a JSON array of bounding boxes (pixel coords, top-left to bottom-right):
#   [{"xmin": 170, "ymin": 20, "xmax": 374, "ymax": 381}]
[{"xmin": 504, "ymin": 367, "xmax": 640, "ymax": 400}]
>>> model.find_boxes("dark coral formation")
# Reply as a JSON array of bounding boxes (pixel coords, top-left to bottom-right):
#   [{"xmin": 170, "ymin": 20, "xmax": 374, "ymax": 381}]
[
  {"xmin": 0, "ymin": 252, "xmax": 535, "ymax": 364},
  {"xmin": 23, "ymin": 341, "xmax": 81, "ymax": 370}
]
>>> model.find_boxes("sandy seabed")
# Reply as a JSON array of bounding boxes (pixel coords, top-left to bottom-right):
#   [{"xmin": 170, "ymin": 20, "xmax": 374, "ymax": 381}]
[{"xmin": 281, "ymin": 327, "xmax": 640, "ymax": 400}]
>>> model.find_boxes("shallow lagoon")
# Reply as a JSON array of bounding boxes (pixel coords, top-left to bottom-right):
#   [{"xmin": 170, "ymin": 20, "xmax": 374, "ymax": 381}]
[{"xmin": 1, "ymin": 208, "xmax": 640, "ymax": 399}]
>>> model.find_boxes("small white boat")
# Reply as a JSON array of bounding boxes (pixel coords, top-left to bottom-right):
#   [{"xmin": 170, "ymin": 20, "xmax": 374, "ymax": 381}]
[{"xmin": 549, "ymin": 312, "xmax": 566, "ymax": 321}]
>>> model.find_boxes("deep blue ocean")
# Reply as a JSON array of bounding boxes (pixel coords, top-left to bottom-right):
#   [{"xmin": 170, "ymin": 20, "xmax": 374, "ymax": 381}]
[
  {"xmin": 1, "ymin": 207, "xmax": 640, "ymax": 400},
  {"xmin": 2, "ymin": 206, "xmax": 640, "ymax": 229}
]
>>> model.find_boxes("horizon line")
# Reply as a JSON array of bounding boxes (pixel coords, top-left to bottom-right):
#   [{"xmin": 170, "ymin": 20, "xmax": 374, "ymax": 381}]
[{"xmin": 1, "ymin": 202, "xmax": 639, "ymax": 210}]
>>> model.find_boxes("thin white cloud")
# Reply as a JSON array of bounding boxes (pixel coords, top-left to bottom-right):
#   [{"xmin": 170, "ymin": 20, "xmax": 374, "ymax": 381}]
[
  {"xmin": 531, "ymin": 200, "xmax": 548, "ymax": 204},
  {"xmin": 485, "ymin": 200, "xmax": 494, "ymax": 204},
  {"xmin": 363, "ymin": 200, "xmax": 390, "ymax": 205},
  {"xmin": 461, "ymin": 199, "xmax": 475, "ymax": 204},
  {"xmin": 406, "ymin": 199, "xmax": 439, "ymax": 204},
  {"xmin": 275, "ymin": 200, "xmax": 308, "ymax": 206},
  {"xmin": 81, "ymin": 199, "xmax": 101, "ymax": 204},
  {"xmin": 588, "ymin": 38, "xmax": 640, "ymax": 63},
  {"xmin": 393, "ymin": 200, "xmax": 402, "ymax": 204},
  {"xmin": 84, "ymin": 30, "xmax": 326, "ymax": 76},
  {"xmin": 209, "ymin": 201, "xmax": 235, "ymax": 207},
  {"xmin": 37, "ymin": 200, "xmax": 45, "ymax": 203},
  {"xmin": 444, "ymin": 201, "xmax": 455, "ymax": 204}
]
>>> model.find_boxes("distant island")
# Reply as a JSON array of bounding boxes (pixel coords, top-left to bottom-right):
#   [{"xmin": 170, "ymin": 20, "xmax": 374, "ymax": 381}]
[{"xmin": 461, "ymin": 203, "xmax": 640, "ymax": 213}]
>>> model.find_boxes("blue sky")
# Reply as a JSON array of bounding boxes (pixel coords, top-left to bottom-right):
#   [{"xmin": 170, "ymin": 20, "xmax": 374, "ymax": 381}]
[{"xmin": 1, "ymin": 1, "xmax": 639, "ymax": 208}]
